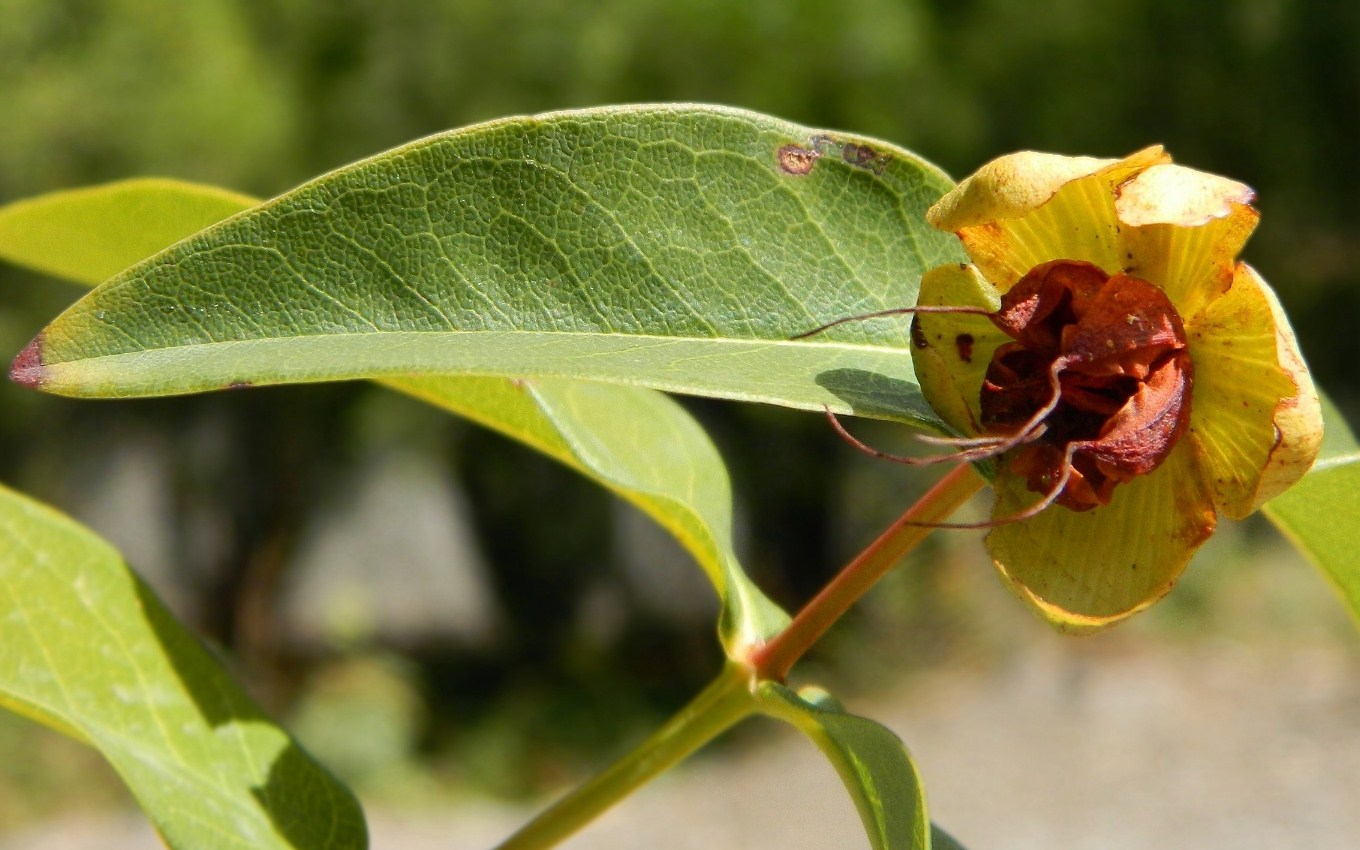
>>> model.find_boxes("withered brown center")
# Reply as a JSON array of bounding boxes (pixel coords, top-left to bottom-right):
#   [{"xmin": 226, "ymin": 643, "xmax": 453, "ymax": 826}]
[{"xmin": 980, "ymin": 259, "xmax": 1193, "ymax": 512}]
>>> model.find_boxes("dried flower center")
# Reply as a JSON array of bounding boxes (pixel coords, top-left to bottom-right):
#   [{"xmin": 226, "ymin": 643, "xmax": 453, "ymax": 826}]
[{"xmin": 980, "ymin": 259, "xmax": 1193, "ymax": 511}]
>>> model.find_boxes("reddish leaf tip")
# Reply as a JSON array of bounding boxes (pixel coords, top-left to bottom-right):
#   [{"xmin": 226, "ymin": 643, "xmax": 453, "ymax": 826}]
[{"xmin": 9, "ymin": 336, "xmax": 46, "ymax": 390}]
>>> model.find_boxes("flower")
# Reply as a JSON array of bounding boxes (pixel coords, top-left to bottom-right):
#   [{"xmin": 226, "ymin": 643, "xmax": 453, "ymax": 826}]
[{"xmin": 910, "ymin": 147, "xmax": 1323, "ymax": 632}]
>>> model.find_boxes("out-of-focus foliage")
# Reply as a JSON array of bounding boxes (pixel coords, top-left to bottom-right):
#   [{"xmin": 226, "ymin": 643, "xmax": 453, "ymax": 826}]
[{"xmin": 0, "ymin": 0, "xmax": 291, "ymax": 195}]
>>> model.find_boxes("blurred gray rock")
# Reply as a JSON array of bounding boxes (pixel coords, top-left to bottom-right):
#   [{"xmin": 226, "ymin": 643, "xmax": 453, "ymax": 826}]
[{"xmin": 281, "ymin": 450, "xmax": 500, "ymax": 649}]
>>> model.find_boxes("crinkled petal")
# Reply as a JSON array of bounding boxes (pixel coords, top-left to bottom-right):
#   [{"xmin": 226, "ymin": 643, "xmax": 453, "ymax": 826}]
[
  {"xmin": 1115, "ymin": 162, "xmax": 1255, "ymax": 227},
  {"xmin": 911, "ymin": 263, "xmax": 1005, "ymax": 436},
  {"xmin": 927, "ymin": 147, "xmax": 1169, "ymax": 290},
  {"xmin": 1116, "ymin": 163, "xmax": 1259, "ymax": 318},
  {"xmin": 928, "ymin": 152, "xmax": 1121, "ymax": 231},
  {"xmin": 1185, "ymin": 263, "xmax": 1323, "ymax": 519},
  {"xmin": 986, "ymin": 439, "xmax": 1216, "ymax": 632}
]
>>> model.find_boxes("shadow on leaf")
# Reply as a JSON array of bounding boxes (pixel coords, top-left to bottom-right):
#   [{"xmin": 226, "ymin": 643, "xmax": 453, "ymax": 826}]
[
  {"xmin": 134, "ymin": 576, "xmax": 367, "ymax": 849},
  {"xmin": 814, "ymin": 367, "xmax": 942, "ymax": 431}
]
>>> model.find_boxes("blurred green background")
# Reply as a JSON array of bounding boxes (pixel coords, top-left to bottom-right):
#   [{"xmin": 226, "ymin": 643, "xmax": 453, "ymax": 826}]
[{"xmin": 1, "ymin": 0, "xmax": 1358, "ymax": 836}]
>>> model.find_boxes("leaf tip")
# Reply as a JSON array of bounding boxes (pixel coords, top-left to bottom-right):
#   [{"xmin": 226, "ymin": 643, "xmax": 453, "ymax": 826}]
[{"xmin": 9, "ymin": 335, "xmax": 47, "ymax": 390}]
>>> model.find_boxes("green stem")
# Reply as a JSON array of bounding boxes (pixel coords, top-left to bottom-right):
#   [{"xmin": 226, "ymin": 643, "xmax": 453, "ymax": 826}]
[
  {"xmin": 494, "ymin": 662, "xmax": 756, "ymax": 850},
  {"xmin": 495, "ymin": 463, "xmax": 986, "ymax": 849},
  {"xmin": 749, "ymin": 463, "xmax": 985, "ymax": 681}
]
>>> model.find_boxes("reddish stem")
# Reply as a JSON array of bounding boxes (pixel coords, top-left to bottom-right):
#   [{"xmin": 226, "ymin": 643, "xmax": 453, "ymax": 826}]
[{"xmin": 749, "ymin": 463, "xmax": 986, "ymax": 681}]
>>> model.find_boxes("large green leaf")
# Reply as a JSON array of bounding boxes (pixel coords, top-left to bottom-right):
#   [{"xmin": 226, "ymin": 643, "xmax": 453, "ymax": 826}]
[
  {"xmin": 756, "ymin": 682, "xmax": 951, "ymax": 850},
  {"xmin": 0, "ymin": 483, "xmax": 365, "ymax": 850},
  {"xmin": 14, "ymin": 105, "xmax": 960, "ymax": 429},
  {"xmin": 0, "ymin": 175, "xmax": 785, "ymax": 650},
  {"xmin": 1263, "ymin": 393, "xmax": 1360, "ymax": 624}
]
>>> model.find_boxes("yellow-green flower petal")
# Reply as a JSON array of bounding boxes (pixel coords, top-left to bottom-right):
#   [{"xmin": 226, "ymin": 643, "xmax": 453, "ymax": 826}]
[
  {"xmin": 911, "ymin": 263, "xmax": 1006, "ymax": 436},
  {"xmin": 1115, "ymin": 162, "xmax": 1255, "ymax": 228},
  {"xmin": 915, "ymin": 146, "xmax": 1322, "ymax": 632},
  {"xmin": 1116, "ymin": 163, "xmax": 1259, "ymax": 318},
  {"xmin": 986, "ymin": 439, "xmax": 1216, "ymax": 632},
  {"xmin": 1186, "ymin": 263, "xmax": 1324, "ymax": 519},
  {"xmin": 927, "ymin": 147, "xmax": 1169, "ymax": 289}
]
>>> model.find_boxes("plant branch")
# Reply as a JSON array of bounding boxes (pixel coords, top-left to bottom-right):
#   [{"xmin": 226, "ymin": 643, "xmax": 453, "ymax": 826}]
[
  {"xmin": 494, "ymin": 662, "xmax": 756, "ymax": 850},
  {"xmin": 495, "ymin": 463, "xmax": 985, "ymax": 849}
]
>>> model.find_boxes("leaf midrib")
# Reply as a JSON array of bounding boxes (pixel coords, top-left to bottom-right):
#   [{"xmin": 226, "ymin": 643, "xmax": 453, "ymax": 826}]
[{"xmin": 46, "ymin": 327, "xmax": 914, "ymax": 365}]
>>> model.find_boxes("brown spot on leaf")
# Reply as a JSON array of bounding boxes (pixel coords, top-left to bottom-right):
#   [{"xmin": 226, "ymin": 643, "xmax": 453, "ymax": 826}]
[
  {"xmin": 955, "ymin": 333, "xmax": 975, "ymax": 363},
  {"xmin": 778, "ymin": 144, "xmax": 820, "ymax": 175},
  {"xmin": 225, "ymin": 381, "xmax": 254, "ymax": 391},
  {"xmin": 910, "ymin": 319, "xmax": 928, "ymax": 350},
  {"xmin": 801, "ymin": 135, "xmax": 891, "ymax": 175},
  {"xmin": 9, "ymin": 336, "xmax": 45, "ymax": 390},
  {"xmin": 841, "ymin": 142, "xmax": 886, "ymax": 172}
]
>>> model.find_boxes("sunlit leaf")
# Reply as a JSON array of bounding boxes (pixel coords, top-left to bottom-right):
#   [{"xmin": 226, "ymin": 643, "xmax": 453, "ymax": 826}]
[
  {"xmin": 0, "ymin": 484, "xmax": 366, "ymax": 850},
  {"xmin": 16, "ymin": 105, "xmax": 960, "ymax": 430},
  {"xmin": 0, "ymin": 178, "xmax": 257, "ymax": 286},
  {"xmin": 757, "ymin": 682, "xmax": 943, "ymax": 850},
  {"xmin": 1263, "ymin": 391, "xmax": 1360, "ymax": 624}
]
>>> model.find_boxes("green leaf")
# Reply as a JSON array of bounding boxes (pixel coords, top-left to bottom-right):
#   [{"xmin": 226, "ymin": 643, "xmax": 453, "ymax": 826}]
[
  {"xmin": 0, "ymin": 176, "xmax": 787, "ymax": 651},
  {"xmin": 0, "ymin": 178, "xmax": 258, "ymax": 287},
  {"xmin": 390, "ymin": 375, "xmax": 788, "ymax": 650},
  {"xmin": 1263, "ymin": 390, "xmax": 1360, "ymax": 624},
  {"xmin": 15, "ymin": 105, "xmax": 960, "ymax": 430},
  {"xmin": 0, "ymin": 483, "xmax": 366, "ymax": 850},
  {"xmin": 756, "ymin": 682, "xmax": 935, "ymax": 850},
  {"xmin": 927, "ymin": 825, "xmax": 969, "ymax": 850}
]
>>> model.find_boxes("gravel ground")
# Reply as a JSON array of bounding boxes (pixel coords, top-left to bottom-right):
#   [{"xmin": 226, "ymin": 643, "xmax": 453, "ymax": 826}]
[{"xmin": 4, "ymin": 636, "xmax": 1358, "ymax": 850}]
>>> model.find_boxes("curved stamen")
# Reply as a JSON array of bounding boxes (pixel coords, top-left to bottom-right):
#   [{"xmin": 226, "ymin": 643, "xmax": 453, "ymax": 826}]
[
  {"xmin": 808, "ymin": 302, "xmax": 1087, "ymax": 528},
  {"xmin": 824, "ymin": 408, "xmax": 1043, "ymax": 468},
  {"xmin": 915, "ymin": 433, "xmax": 1012, "ymax": 448},
  {"xmin": 823, "ymin": 354, "xmax": 1071, "ymax": 470},
  {"xmin": 902, "ymin": 443, "xmax": 1079, "ymax": 530},
  {"xmin": 917, "ymin": 354, "xmax": 1070, "ymax": 453},
  {"xmin": 822, "ymin": 408, "xmax": 972, "ymax": 466},
  {"xmin": 790, "ymin": 304, "xmax": 993, "ymax": 341}
]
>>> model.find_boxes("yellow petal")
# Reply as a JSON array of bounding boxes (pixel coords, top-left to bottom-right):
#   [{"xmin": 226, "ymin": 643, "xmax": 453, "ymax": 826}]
[
  {"xmin": 1115, "ymin": 162, "xmax": 1255, "ymax": 227},
  {"xmin": 1116, "ymin": 163, "xmax": 1259, "ymax": 318},
  {"xmin": 1185, "ymin": 263, "xmax": 1323, "ymax": 519},
  {"xmin": 911, "ymin": 263, "xmax": 1005, "ymax": 437},
  {"xmin": 927, "ymin": 147, "xmax": 1169, "ymax": 290},
  {"xmin": 985, "ymin": 439, "xmax": 1216, "ymax": 632},
  {"xmin": 927, "ymin": 152, "xmax": 1120, "ymax": 231}
]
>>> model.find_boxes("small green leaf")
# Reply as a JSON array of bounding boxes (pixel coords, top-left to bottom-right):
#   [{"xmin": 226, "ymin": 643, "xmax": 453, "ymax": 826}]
[
  {"xmin": 0, "ymin": 178, "xmax": 257, "ymax": 286},
  {"xmin": 17, "ymin": 105, "xmax": 960, "ymax": 429},
  {"xmin": 0, "ymin": 484, "xmax": 366, "ymax": 850},
  {"xmin": 757, "ymin": 682, "xmax": 932, "ymax": 850},
  {"xmin": 1264, "ymin": 390, "xmax": 1360, "ymax": 624},
  {"xmin": 0, "ymin": 175, "xmax": 788, "ymax": 651}
]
